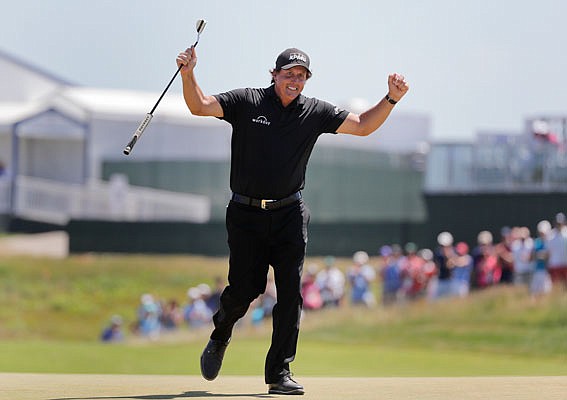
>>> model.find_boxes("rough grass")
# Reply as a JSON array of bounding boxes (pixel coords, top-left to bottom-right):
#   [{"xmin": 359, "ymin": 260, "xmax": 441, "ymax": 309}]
[{"xmin": 0, "ymin": 254, "xmax": 228, "ymax": 340}]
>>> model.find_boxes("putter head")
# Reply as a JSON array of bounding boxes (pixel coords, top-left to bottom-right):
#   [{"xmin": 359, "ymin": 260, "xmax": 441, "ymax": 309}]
[{"xmin": 196, "ymin": 19, "xmax": 207, "ymax": 35}]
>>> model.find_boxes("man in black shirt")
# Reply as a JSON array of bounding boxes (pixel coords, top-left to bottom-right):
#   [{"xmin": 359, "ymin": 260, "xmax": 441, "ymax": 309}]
[{"xmin": 177, "ymin": 46, "xmax": 408, "ymax": 395}]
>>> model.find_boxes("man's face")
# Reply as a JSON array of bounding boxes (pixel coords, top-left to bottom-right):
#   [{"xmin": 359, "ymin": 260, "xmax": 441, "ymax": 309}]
[{"xmin": 272, "ymin": 66, "xmax": 308, "ymax": 106}]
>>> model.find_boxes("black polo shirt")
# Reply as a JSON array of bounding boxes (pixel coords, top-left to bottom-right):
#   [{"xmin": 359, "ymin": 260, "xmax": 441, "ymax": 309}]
[{"xmin": 214, "ymin": 85, "xmax": 349, "ymax": 199}]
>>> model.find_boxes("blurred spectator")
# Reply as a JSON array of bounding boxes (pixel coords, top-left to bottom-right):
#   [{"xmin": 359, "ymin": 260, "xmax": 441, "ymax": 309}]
[
  {"xmin": 160, "ymin": 299, "xmax": 183, "ymax": 330},
  {"xmin": 530, "ymin": 120, "xmax": 560, "ymax": 183},
  {"xmin": 400, "ymin": 242, "xmax": 428, "ymax": 300},
  {"xmin": 419, "ymin": 248, "xmax": 438, "ymax": 300},
  {"xmin": 207, "ymin": 276, "xmax": 225, "ymax": 313},
  {"xmin": 433, "ymin": 231, "xmax": 456, "ymax": 299},
  {"xmin": 511, "ymin": 226, "xmax": 535, "ymax": 286},
  {"xmin": 380, "ymin": 245, "xmax": 404, "ymax": 306},
  {"xmin": 530, "ymin": 220, "xmax": 552, "ymax": 299},
  {"xmin": 546, "ymin": 212, "xmax": 567, "ymax": 289},
  {"xmin": 472, "ymin": 230, "xmax": 501, "ymax": 289},
  {"xmin": 449, "ymin": 242, "xmax": 473, "ymax": 298},
  {"xmin": 136, "ymin": 293, "xmax": 161, "ymax": 340},
  {"xmin": 197, "ymin": 283, "xmax": 213, "ymax": 310},
  {"xmin": 315, "ymin": 256, "xmax": 345, "ymax": 308},
  {"xmin": 249, "ymin": 297, "xmax": 266, "ymax": 326},
  {"xmin": 247, "ymin": 273, "xmax": 278, "ymax": 324},
  {"xmin": 301, "ymin": 264, "xmax": 323, "ymax": 310},
  {"xmin": 262, "ymin": 274, "xmax": 278, "ymax": 318},
  {"xmin": 183, "ymin": 287, "xmax": 213, "ymax": 329},
  {"xmin": 495, "ymin": 226, "xmax": 515, "ymax": 284},
  {"xmin": 101, "ymin": 315, "xmax": 125, "ymax": 342},
  {"xmin": 347, "ymin": 250, "xmax": 376, "ymax": 307}
]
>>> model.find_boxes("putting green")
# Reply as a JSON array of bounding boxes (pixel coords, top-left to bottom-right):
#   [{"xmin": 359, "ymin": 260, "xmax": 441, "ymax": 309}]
[{"xmin": 1, "ymin": 373, "xmax": 566, "ymax": 400}]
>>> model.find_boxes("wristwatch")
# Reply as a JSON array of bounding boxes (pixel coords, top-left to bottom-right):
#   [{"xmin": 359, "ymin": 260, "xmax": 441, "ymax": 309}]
[{"xmin": 385, "ymin": 94, "xmax": 397, "ymax": 105}]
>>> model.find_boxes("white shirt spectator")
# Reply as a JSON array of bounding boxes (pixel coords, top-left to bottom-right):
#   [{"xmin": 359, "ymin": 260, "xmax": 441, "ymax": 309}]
[
  {"xmin": 511, "ymin": 237, "xmax": 534, "ymax": 274},
  {"xmin": 546, "ymin": 228, "xmax": 567, "ymax": 269},
  {"xmin": 316, "ymin": 266, "xmax": 345, "ymax": 301}
]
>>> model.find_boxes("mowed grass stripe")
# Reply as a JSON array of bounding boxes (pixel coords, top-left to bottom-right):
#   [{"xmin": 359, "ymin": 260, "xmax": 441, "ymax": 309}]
[{"xmin": 1, "ymin": 338, "xmax": 566, "ymax": 376}]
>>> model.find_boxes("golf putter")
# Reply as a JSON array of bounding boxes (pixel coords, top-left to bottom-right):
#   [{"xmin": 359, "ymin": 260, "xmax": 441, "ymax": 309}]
[{"xmin": 123, "ymin": 19, "xmax": 207, "ymax": 155}]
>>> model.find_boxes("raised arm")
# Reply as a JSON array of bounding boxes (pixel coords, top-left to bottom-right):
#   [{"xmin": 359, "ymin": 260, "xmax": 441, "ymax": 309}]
[
  {"xmin": 337, "ymin": 73, "xmax": 409, "ymax": 136},
  {"xmin": 176, "ymin": 47, "xmax": 224, "ymax": 117}
]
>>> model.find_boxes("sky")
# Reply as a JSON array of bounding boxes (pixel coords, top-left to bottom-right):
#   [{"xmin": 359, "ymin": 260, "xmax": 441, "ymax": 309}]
[{"xmin": 2, "ymin": 0, "xmax": 566, "ymax": 140}]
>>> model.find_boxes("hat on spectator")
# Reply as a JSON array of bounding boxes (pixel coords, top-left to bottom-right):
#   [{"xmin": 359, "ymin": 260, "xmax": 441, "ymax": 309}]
[
  {"xmin": 140, "ymin": 293, "xmax": 154, "ymax": 305},
  {"xmin": 437, "ymin": 231, "xmax": 454, "ymax": 247},
  {"xmin": 418, "ymin": 248, "xmax": 433, "ymax": 261},
  {"xmin": 324, "ymin": 255, "xmax": 336, "ymax": 267},
  {"xmin": 353, "ymin": 250, "xmax": 369, "ymax": 264},
  {"xmin": 379, "ymin": 245, "xmax": 393, "ymax": 257},
  {"xmin": 187, "ymin": 287, "xmax": 201, "ymax": 300},
  {"xmin": 306, "ymin": 263, "xmax": 319, "ymax": 276},
  {"xmin": 537, "ymin": 220, "xmax": 551, "ymax": 234},
  {"xmin": 477, "ymin": 230, "xmax": 493, "ymax": 245},
  {"xmin": 404, "ymin": 242, "xmax": 418, "ymax": 254},
  {"xmin": 532, "ymin": 120, "xmax": 550, "ymax": 135},
  {"xmin": 391, "ymin": 244, "xmax": 402, "ymax": 255},
  {"xmin": 197, "ymin": 283, "xmax": 212, "ymax": 297}
]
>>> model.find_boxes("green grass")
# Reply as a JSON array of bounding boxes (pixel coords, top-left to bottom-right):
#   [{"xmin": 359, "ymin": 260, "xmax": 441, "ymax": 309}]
[
  {"xmin": 2, "ymin": 338, "xmax": 567, "ymax": 376},
  {"xmin": 1, "ymin": 254, "xmax": 567, "ymax": 376},
  {"xmin": 301, "ymin": 289, "xmax": 567, "ymax": 358}
]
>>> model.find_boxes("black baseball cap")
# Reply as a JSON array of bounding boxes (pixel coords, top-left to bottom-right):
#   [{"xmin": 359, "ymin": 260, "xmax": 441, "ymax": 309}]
[{"xmin": 275, "ymin": 48, "xmax": 311, "ymax": 75}]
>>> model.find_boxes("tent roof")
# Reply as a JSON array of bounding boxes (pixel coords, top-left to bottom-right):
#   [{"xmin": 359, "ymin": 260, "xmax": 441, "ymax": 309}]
[
  {"xmin": 0, "ymin": 49, "xmax": 222, "ymax": 129},
  {"xmin": 0, "ymin": 102, "xmax": 46, "ymax": 129},
  {"xmin": 0, "ymin": 49, "xmax": 72, "ymax": 103},
  {"xmin": 57, "ymin": 87, "xmax": 223, "ymax": 126}
]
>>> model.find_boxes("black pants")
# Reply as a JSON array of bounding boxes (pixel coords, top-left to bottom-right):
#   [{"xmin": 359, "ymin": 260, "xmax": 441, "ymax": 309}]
[{"xmin": 210, "ymin": 198, "xmax": 310, "ymax": 384}]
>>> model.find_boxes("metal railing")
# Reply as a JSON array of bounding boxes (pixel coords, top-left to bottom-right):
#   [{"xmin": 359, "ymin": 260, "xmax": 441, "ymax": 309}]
[
  {"xmin": 424, "ymin": 139, "xmax": 567, "ymax": 193},
  {"xmin": 10, "ymin": 176, "xmax": 211, "ymax": 225}
]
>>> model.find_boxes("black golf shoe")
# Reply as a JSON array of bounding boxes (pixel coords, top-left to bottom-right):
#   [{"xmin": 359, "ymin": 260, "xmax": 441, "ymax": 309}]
[
  {"xmin": 200, "ymin": 338, "xmax": 230, "ymax": 381},
  {"xmin": 268, "ymin": 374, "xmax": 305, "ymax": 395}
]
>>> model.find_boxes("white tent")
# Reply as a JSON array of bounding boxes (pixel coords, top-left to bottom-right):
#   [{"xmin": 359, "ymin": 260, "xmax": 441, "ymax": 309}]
[{"xmin": 0, "ymin": 50, "xmax": 214, "ymax": 223}]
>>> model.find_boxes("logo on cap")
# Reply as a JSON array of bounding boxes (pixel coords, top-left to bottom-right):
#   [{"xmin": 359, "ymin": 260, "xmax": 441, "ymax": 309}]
[
  {"xmin": 276, "ymin": 48, "xmax": 311, "ymax": 73},
  {"xmin": 289, "ymin": 53, "xmax": 307, "ymax": 63}
]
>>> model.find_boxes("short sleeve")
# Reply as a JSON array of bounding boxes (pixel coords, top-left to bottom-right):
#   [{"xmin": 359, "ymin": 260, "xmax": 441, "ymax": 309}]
[
  {"xmin": 315, "ymin": 99, "xmax": 350, "ymax": 134},
  {"xmin": 213, "ymin": 89, "xmax": 248, "ymax": 125}
]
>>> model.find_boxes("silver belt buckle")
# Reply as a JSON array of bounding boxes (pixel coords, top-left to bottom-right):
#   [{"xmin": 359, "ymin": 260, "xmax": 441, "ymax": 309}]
[{"xmin": 261, "ymin": 199, "xmax": 274, "ymax": 210}]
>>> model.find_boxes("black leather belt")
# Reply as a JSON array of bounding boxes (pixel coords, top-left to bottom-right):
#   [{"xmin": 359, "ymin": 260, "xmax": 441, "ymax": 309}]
[{"xmin": 231, "ymin": 191, "xmax": 302, "ymax": 210}]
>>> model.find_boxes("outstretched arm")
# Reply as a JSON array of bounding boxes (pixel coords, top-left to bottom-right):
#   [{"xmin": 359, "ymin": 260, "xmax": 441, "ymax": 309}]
[
  {"xmin": 176, "ymin": 47, "xmax": 224, "ymax": 117},
  {"xmin": 337, "ymin": 73, "xmax": 409, "ymax": 136}
]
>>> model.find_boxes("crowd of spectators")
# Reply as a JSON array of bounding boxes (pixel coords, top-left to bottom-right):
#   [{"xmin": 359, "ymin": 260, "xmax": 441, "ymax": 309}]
[
  {"xmin": 371, "ymin": 212, "xmax": 567, "ymax": 306},
  {"xmin": 101, "ymin": 278, "xmax": 225, "ymax": 342},
  {"xmin": 101, "ymin": 212, "xmax": 567, "ymax": 342}
]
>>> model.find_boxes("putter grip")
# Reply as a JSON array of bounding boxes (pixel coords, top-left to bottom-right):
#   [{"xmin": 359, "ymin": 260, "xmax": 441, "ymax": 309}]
[{"xmin": 123, "ymin": 113, "xmax": 153, "ymax": 155}]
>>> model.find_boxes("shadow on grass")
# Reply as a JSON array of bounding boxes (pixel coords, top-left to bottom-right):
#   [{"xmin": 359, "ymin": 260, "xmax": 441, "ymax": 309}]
[{"xmin": 49, "ymin": 391, "xmax": 274, "ymax": 399}]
